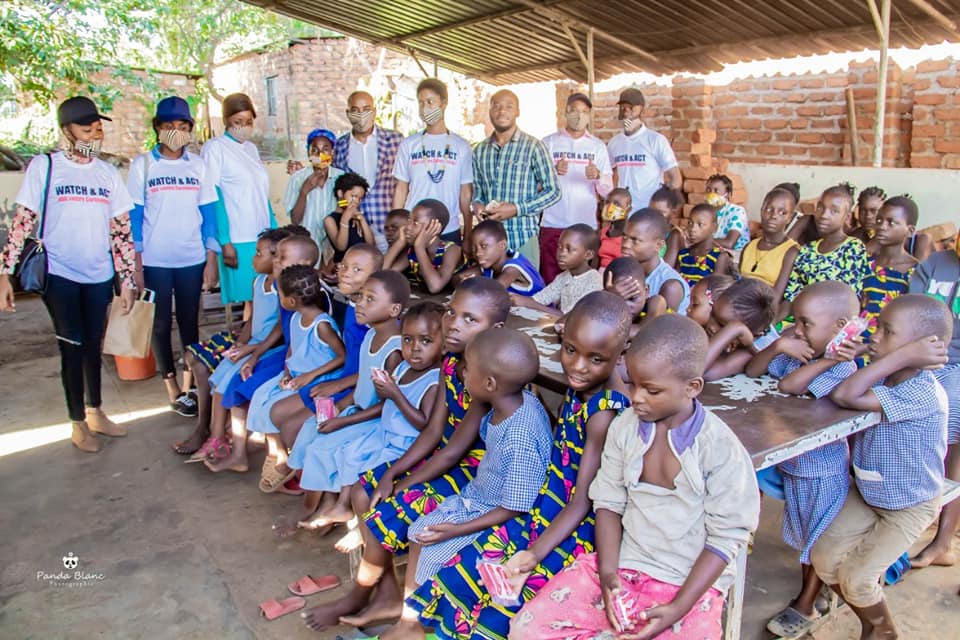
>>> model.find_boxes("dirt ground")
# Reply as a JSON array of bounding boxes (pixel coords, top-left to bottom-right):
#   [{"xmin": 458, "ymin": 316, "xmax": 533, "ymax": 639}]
[{"xmin": 0, "ymin": 295, "xmax": 958, "ymax": 640}]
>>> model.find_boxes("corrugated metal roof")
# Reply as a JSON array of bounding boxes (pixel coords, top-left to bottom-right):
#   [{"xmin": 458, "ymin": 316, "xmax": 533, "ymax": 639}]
[{"xmin": 247, "ymin": 0, "xmax": 960, "ymax": 83}]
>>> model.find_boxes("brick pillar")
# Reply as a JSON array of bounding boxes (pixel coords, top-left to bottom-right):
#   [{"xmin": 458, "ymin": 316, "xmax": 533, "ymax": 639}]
[{"xmin": 845, "ymin": 59, "xmax": 911, "ymax": 167}]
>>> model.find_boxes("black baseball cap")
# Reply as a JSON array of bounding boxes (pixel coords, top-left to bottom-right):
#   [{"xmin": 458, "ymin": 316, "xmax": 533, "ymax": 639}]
[
  {"xmin": 566, "ymin": 92, "xmax": 593, "ymax": 109},
  {"xmin": 616, "ymin": 88, "xmax": 646, "ymax": 107},
  {"xmin": 58, "ymin": 96, "xmax": 112, "ymax": 127}
]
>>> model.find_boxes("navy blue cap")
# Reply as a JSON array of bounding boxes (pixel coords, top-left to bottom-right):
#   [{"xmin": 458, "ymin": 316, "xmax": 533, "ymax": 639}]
[
  {"xmin": 155, "ymin": 96, "xmax": 194, "ymax": 125},
  {"xmin": 306, "ymin": 128, "xmax": 337, "ymax": 150},
  {"xmin": 58, "ymin": 96, "xmax": 111, "ymax": 127}
]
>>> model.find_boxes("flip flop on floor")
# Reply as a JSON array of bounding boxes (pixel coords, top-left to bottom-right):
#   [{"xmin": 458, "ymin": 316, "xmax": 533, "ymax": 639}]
[
  {"xmin": 259, "ymin": 596, "xmax": 306, "ymax": 620},
  {"xmin": 288, "ymin": 574, "xmax": 341, "ymax": 597},
  {"xmin": 766, "ymin": 605, "xmax": 820, "ymax": 638}
]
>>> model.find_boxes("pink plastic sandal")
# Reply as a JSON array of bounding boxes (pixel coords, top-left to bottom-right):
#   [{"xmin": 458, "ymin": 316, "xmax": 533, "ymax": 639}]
[
  {"xmin": 287, "ymin": 574, "xmax": 341, "ymax": 597},
  {"xmin": 258, "ymin": 596, "xmax": 305, "ymax": 620},
  {"xmin": 185, "ymin": 436, "xmax": 230, "ymax": 464}
]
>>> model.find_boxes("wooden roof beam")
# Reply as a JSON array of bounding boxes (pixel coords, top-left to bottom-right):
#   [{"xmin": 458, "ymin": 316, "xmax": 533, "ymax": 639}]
[{"xmin": 904, "ymin": 0, "xmax": 960, "ymax": 35}]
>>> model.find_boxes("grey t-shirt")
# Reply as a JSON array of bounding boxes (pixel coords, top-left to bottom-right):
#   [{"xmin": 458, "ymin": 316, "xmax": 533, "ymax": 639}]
[{"xmin": 909, "ymin": 250, "xmax": 960, "ymax": 363}]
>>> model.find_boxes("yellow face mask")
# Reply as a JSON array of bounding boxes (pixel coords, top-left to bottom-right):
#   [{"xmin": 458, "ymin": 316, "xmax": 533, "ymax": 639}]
[
  {"xmin": 602, "ymin": 203, "xmax": 627, "ymax": 222},
  {"xmin": 310, "ymin": 152, "xmax": 333, "ymax": 169},
  {"xmin": 704, "ymin": 192, "xmax": 726, "ymax": 208}
]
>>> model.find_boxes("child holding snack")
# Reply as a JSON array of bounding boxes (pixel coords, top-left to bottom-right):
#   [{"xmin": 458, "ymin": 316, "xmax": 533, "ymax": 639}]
[
  {"xmin": 410, "ymin": 292, "xmax": 632, "ymax": 639},
  {"xmin": 620, "ymin": 208, "xmax": 690, "ymax": 314},
  {"xmin": 649, "ymin": 185, "xmax": 685, "ymax": 268},
  {"xmin": 597, "ymin": 188, "xmax": 632, "ymax": 269},
  {"xmin": 511, "ymin": 315, "xmax": 760, "ymax": 639},
  {"xmin": 300, "ymin": 278, "xmax": 511, "ymax": 632},
  {"xmin": 467, "ymin": 219, "xmax": 545, "ymax": 297},
  {"xmin": 746, "ymin": 282, "xmax": 860, "ymax": 638},
  {"xmin": 514, "ymin": 223, "xmax": 601, "ymax": 315},
  {"xmin": 385, "ymin": 198, "xmax": 462, "ymax": 293},
  {"xmin": 603, "ymin": 257, "xmax": 667, "ymax": 335},
  {"xmin": 819, "ymin": 294, "xmax": 951, "ymax": 640},
  {"xmin": 378, "ymin": 327, "xmax": 554, "ymax": 640},
  {"xmin": 739, "ymin": 183, "xmax": 800, "ymax": 302},
  {"xmin": 280, "ymin": 270, "xmax": 407, "ymax": 529},
  {"xmin": 677, "ymin": 204, "xmax": 731, "ymax": 286},
  {"xmin": 322, "ymin": 172, "xmax": 374, "ymax": 265}
]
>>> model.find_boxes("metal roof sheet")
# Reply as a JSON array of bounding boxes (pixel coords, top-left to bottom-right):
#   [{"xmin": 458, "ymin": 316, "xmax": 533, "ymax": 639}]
[{"xmin": 247, "ymin": 0, "xmax": 960, "ymax": 83}]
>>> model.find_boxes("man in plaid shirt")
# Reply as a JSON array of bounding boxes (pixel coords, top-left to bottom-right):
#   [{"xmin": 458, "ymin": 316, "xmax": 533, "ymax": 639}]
[
  {"xmin": 333, "ymin": 90, "xmax": 403, "ymax": 246},
  {"xmin": 471, "ymin": 90, "xmax": 561, "ymax": 269}
]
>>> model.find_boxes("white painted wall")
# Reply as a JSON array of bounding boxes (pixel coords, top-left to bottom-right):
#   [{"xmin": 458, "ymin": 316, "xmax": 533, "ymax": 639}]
[{"xmin": 730, "ymin": 162, "xmax": 960, "ymax": 229}]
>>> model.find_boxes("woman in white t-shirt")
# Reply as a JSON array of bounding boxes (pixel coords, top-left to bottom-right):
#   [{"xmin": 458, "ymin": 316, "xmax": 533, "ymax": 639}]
[
  {"xmin": 0, "ymin": 96, "xmax": 138, "ymax": 453},
  {"xmin": 128, "ymin": 97, "xmax": 219, "ymax": 416},
  {"xmin": 201, "ymin": 93, "xmax": 276, "ymax": 305},
  {"xmin": 392, "ymin": 78, "xmax": 473, "ymax": 246}
]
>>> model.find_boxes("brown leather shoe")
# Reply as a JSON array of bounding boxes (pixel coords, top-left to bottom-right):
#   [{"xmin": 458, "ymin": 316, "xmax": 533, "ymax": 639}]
[
  {"xmin": 71, "ymin": 421, "xmax": 101, "ymax": 452},
  {"xmin": 85, "ymin": 408, "xmax": 127, "ymax": 437}
]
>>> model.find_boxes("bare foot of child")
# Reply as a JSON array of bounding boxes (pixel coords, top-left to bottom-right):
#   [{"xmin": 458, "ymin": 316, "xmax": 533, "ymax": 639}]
[
  {"xmin": 298, "ymin": 504, "xmax": 355, "ymax": 531},
  {"xmin": 334, "ymin": 527, "xmax": 362, "ymax": 554},
  {"xmin": 339, "ymin": 578, "xmax": 403, "ymax": 627},
  {"xmin": 296, "ymin": 510, "xmax": 338, "ymax": 536},
  {"xmin": 910, "ymin": 543, "xmax": 957, "ymax": 568},
  {"xmin": 377, "ymin": 619, "xmax": 425, "ymax": 640},
  {"xmin": 172, "ymin": 426, "xmax": 207, "ymax": 455},
  {"xmin": 204, "ymin": 452, "xmax": 248, "ymax": 473},
  {"xmin": 302, "ymin": 587, "xmax": 372, "ymax": 631}
]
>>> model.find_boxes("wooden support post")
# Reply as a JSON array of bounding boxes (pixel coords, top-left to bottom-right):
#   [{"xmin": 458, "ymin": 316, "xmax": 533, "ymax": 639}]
[
  {"xmin": 407, "ymin": 47, "xmax": 430, "ymax": 78},
  {"xmin": 845, "ymin": 87, "xmax": 860, "ymax": 165},
  {"xmin": 873, "ymin": 0, "xmax": 891, "ymax": 168},
  {"xmin": 587, "ymin": 28, "xmax": 595, "ymax": 109}
]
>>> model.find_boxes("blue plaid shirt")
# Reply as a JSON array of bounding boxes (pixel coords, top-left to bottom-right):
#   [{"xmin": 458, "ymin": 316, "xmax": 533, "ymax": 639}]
[
  {"xmin": 853, "ymin": 370, "xmax": 948, "ymax": 510},
  {"xmin": 472, "ymin": 129, "xmax": 561, "ymax": 250},
  {"xmin": 333, "ymin": 127, "xmax": 403, "ymax": 233},
  {"xmin": 770, "ymin": 354, "xmax": 856, "ymax": 477}
]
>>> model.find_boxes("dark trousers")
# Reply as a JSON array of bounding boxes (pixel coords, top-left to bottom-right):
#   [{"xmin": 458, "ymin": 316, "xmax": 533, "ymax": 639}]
[
  {"xmin": 538, "ymin": 226, "xmax": 565, "ymax": 285},
  {"xmin": 42, "ymin": 273, "xmax": 114, "ymax": 421},
  {"xmin": 144, "ymin": 262, "xmax": 205, "ymax": 378}
]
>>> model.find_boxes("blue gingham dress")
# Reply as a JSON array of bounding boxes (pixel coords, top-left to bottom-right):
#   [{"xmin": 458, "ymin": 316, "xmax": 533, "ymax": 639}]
[
  {"xmin": 770, "ymin": 354, "xmax": 857, "ymax": 562},
  {"xmin": 934, "ymin": 363, "xmax": 960, "ymax": 445},
  {"xmin": 409, "ymin": 390, "xmax": 553, "ymax": 584}
]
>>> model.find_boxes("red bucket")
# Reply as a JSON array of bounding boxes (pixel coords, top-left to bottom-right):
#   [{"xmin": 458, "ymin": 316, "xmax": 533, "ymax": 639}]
[{"xmin": 114, "ymin": 350, "xmax": 156, "ymax": 381}]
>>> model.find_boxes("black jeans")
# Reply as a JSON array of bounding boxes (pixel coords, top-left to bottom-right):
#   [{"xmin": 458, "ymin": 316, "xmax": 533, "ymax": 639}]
[
  {"xmin": 144, "ymin": 262, "xmax": 205, "ymax": 378},
  {"xmin": 42, "ymin": 273, "xmax": 114, "ymax": 421}
]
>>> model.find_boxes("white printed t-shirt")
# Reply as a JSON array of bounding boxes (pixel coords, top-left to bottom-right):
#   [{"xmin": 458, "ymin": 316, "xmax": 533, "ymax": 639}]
[
  {"xmin": 541, "ymin": 129, "xmax": 612, "ymax": 229},
  {"xmin": 127, "ymin": 149, "xmax": 218, "ymax": 268},
  {"xmin": 393, "ymin": 131, "xmax": 473, "ymax": 234},
  {"xmin": 607, "ymin": 125, "xmax": 678, "ymax": 209},
  {"xmin": 201, "ymin": 134, "xmax": 272, "ymax": 244},
  {"xmin": 15, "ymin": 151, "xmax": 134, "ymax": 284}
]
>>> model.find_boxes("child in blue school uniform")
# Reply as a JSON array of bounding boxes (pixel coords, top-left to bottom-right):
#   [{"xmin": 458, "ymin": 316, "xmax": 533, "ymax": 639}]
[
  {"xmin": 817, "ymin": 294, "xmax": 951, "ymax": 640},
  {"xmin": 745, "ymin": 281, "xmax": 860, "ymax": 638},
  {"xmin": 467, "ymin": 219, "xmax": 545, "ymax": 297},
  {"xmin": 377, "ymin": 327, "xmax": 553, "ymax": 640},
  {"xmin": 204, "ymin": 262, "xmax": 344, "ymax": 476}
]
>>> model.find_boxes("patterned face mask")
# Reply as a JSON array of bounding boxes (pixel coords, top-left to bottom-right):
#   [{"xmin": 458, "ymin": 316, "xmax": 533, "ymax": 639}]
[
  {"xmin": 565, "ymin": 111, "xmax": 589, "ymax": 132},
  {"xmin": 228, "ymin": 125, "xmax": 252, "ymax": 142},
  {"xmin": 73, "ymin": 138, "xmax": 102, "ymax": 157},
  {"xmin": 347, "ymin": 110, "xmax": 374, "ymax": 132},
  {"xmin": 621, "ymin": 117, "xmax": 637, "ymax": 132},
  {"xmin": 159, "ymin": 129, "xmax": 191, "ymax": 152},
  {"xmin": 705, "ymin": 192, "xmax": 726, "ymax": 208},
  {"xmin": 602, "ymin": 203, "xmax": 627, "ymax": 222},
  {"xmin": 309, "ymin": 152, "xmax": 333, "ymax": 169},
  {"xmin": 420, "ymin": 106, "xmax": 443, "ymax": 126}
]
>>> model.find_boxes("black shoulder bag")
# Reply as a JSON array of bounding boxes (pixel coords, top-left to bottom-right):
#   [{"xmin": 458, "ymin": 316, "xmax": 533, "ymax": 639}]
[{"xmin": 13, "ymin": 153, "xmax": 52, "ymax": 293}]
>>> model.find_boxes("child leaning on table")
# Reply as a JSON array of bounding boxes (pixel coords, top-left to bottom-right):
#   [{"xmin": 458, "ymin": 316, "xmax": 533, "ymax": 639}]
[
  {"xmin": 745, "ymin": 281, "xmax": 860, "ymax": 638},
  {"xmin": 815, "ymin": 294, "xmax": 951, "ymax": 640},
  {"xmin": 511, "ymin": 314, "xmax": 760, "ymax": 640}
]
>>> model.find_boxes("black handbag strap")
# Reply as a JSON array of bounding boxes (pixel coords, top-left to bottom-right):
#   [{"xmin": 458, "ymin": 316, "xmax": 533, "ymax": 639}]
[{"xmin": 37, "ymin": 153, "xmax": 52, "ymax": 241}]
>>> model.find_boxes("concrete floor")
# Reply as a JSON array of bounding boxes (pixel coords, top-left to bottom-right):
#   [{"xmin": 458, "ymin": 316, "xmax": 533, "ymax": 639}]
[{"xmin": 0, "ymin": 296, "xmax": 957, "ymax": 640}]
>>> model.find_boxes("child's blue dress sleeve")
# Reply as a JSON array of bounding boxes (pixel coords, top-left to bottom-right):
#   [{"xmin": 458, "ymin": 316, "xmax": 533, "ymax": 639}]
[
  {"xmin": 198, "ymin": 201, "xmax": 219, "ymax": 250},
  {"xmin": 130, "ymin": 203, "xmax": 145, "ymax": 252}
]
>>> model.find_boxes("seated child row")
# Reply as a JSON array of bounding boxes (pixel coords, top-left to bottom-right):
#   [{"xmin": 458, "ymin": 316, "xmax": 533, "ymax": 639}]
[{"xmin": 174, "ymin": 206, "xmax": 955, "ymax": 639}]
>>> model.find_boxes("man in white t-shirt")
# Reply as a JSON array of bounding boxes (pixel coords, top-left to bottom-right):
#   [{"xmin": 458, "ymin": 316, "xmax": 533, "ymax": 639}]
[
  {"xmin": 607, "ymin": 88, "xmax": 681, "ymax": 211},
  {"xmin": 540, "ymin": 93, "xmax": 613, "ymax": 283},
  {"xmin": 393, "ymin": 78, "xmax": 473, "ymax": 246}
]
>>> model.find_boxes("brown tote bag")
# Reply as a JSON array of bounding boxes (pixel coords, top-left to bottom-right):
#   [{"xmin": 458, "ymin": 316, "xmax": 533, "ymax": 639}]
[{"xmin": 102, "ymin": 289, "xmax": 156, "ymax": 359}]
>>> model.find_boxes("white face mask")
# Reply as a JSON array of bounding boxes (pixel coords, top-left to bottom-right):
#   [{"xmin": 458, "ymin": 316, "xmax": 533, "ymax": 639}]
[
  {"xmin": 159, "ymin": 129, "xmax": 191, "ymax": 152},
  {"xmin": 565, "ymin": 111, "xmax": 589, "ymax": 132},
  {"xmin": 73, "ymin": 138, "xmax": 102, "ymax": 157},
  {"xmin": 228, "ymin": 125, "xmax": 252, "ymax": 142},
  {"xmin": 347, "ymin": 110, "xmax": 374, "ymax": 133},
  {"xmin": 420, "ymin": 106, "xmax": 443, "ymax": 126}
]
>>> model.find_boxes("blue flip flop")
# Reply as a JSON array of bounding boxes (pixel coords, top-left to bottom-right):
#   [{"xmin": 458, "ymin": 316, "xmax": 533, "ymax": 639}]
[{"xmin": 884, "ymin": 552, "xmax": 911, "ymax": 585}]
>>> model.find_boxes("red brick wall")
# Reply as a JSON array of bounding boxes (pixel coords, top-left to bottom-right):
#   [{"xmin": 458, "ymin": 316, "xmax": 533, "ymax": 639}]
[{"xmin": 910, "ymin": 58, "xmax": 960, "ymax": 169}]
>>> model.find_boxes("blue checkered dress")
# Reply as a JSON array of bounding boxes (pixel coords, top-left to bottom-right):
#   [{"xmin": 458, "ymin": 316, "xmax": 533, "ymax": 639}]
[
  {"xmin": 933, "ymin": 363, "xmax": 960, "ymax": 445},
  {"xmin": 408, "ymin": 390, "xmax": 553, "ymax": 584},
  {"xmin": 333, "ymin": 127, "xmax": 403, "ymax": 233},
  {"xmin": 770, "ymin": 354, "xmax": 856, "ymax": 562},
  {"xmin": 472, "ymin": 129, "xmax": 561, "ymax": 251},
  {"xmin": 854, "ymin": 370, "xmax": 949, "ymax": 510}
]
